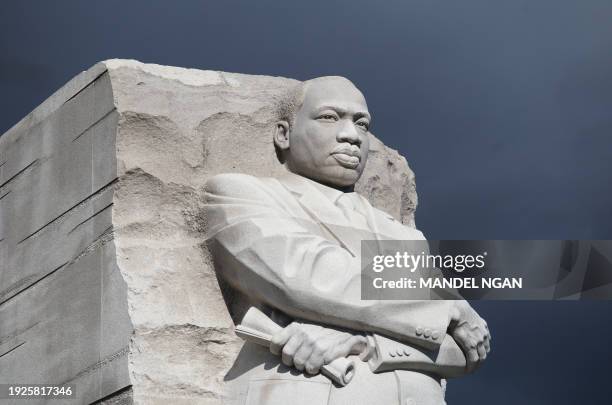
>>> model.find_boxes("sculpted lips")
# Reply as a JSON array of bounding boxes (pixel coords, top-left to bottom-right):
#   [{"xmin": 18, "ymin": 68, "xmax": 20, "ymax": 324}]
[{"xmin": 331, "ymin": 145, "xmax": 361, "ymax": 169}]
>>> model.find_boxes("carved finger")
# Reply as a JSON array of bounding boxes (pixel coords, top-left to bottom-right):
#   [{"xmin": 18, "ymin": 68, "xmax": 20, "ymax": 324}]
[
  {"xmin": 453, "ymin": 331, "xmax": 471, "ymax": 355},
  {"xmin": 454, "ymin": 327, "xmax": 468, "ymax": 341},
  {"xmin": 346, "ymin": 335, "xmax": 368, "ymax": 355},
  {"xmin": 477, "ymin": 342, "xmax": 487, "ymax": 361},
  {"xmin": 292, "ymin": 340, "xmax": 315, "ymax": 371},
  {"xmin": 475, "ymin": 330, "xmax": 486, "ymax": 346},
  {"xmin": 467, "ymin": 335, "xmax": 480, "ymax": 351},
  {"xmin": 304, "ymin": 361, "xmax": 321, "ymax": 375},
  {"xmin": 304, "ymin": 351, "xmax": 324, "ymax": 375},
  {"xmin": 466, "ymin": 349, "xmax": 480, "ymax": 373},
  {"xmin": 293, "ymin": 355, "xmax": 307, "ymax": 371},
  {"xmin": 281, "ymin": 334, "xmax": 303, "ymax": 367},
  {"xmin": 270, "ymin": 324, "xmax": 296, "ymax": 356}
]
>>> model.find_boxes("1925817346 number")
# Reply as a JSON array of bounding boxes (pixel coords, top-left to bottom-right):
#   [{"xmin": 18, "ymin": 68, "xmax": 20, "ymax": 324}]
[{"xmin": 1, "ymin": 384, "xmax": 75, "ymax": 399}]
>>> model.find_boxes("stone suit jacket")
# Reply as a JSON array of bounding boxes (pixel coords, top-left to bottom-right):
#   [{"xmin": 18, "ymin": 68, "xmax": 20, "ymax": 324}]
[{"xmin": 204, "ymin": 172, "xmax": 453, "ymax": 405}]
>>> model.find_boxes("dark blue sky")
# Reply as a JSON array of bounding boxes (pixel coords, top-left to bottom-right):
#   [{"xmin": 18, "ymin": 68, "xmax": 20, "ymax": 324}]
[{"xmin": 1, "ymin": 1, "xmax": 611, "ymax": 403}]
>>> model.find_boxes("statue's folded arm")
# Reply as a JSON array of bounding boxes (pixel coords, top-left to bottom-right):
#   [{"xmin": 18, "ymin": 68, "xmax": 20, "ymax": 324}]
[{"xmin": 204, "ymin": 173, "xmax": 452, "ymax": 351}]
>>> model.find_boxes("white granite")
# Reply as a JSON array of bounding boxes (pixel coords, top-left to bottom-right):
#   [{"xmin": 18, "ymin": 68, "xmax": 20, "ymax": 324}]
[{"xmin": 0, "ymin": 60, "xmax": 422, "ymax": 404}]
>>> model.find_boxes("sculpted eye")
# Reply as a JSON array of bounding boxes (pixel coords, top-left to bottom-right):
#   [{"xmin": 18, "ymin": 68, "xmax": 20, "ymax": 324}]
[
  {"xmin": 317, "ymin": 112, "xmax": 339, "ymax": 121},
  {"xmin": 356, "ymin": 120, "xmax": 370, "ymax": 131}
]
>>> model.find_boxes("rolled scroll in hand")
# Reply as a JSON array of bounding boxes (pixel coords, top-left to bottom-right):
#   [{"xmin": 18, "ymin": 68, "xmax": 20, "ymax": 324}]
[{"xmin": 235, "ymin": 307, "xmax": 356, "ymax": 386}]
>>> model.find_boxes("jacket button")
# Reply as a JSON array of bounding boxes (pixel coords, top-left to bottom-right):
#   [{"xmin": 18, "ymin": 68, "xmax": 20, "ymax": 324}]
[
  {"xmin": 389, "ymin": 351, "xmax": 396, "ymax": 357},
  {"xmin": 403, "ymin": 349, "xmax": 411, "ymax": 356},
  {"xmin": 424, "ymin": 328, "xmax": 431, "ymax": 338},
  {"xmin": 396, "ymin": 349, "xmax": 404, "ymax": 357},
  {"xmin": 416, "ymin": 327, "xmax": 423, "ymax": 336},
  {"xmin": 432, "ymin": 330, "xmax": 440, "ymax": 340}
]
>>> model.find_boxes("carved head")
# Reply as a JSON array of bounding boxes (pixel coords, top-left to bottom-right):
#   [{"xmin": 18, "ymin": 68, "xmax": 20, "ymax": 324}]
[{"xmin": 274, "ymin": 76, "xmax": 371, "ymax": 189}]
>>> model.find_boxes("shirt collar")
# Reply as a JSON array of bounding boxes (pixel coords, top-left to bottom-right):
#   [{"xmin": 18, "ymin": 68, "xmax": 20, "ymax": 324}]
[{"xmin": 280, "ymin": 170, "xmax": 362, "ymax": 204}]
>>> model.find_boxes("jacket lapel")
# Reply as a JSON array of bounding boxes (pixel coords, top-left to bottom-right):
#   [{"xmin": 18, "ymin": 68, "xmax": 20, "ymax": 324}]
[
  {"xmin": 278, "ymin": 173, "xmax": 352, "ymax": 228},
  {"xmin": 278, "ymin": 173, "xmax": 360, "ymax": 256}
]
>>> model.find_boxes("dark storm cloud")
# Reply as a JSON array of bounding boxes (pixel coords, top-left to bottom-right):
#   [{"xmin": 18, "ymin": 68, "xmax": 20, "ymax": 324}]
[{"xmin": 1, "ymin": 1, "xmax": 611, "ymax": 404}]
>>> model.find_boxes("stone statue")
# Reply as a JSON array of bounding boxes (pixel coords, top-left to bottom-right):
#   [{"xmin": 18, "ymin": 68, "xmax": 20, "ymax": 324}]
[{"xmin": 204, "ymin": 76, "xmax": 491, "ymax": 405}]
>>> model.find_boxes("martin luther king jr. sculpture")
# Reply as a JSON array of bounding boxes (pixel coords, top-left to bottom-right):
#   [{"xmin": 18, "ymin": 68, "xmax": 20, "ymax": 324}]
[{"xmin": 204, "ymin": 76, "xmax": 491, "ymax": 405}]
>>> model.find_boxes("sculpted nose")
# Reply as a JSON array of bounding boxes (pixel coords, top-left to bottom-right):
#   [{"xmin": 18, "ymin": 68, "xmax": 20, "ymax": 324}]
[{"xmin": 337, "ymin": 120, "xmax": 361, "ymax": 145}]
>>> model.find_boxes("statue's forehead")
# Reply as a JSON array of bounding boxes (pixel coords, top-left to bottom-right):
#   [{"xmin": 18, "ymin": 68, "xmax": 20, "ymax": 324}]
[{"xmin": 302, "ymin": 79, "xmax": 368, "ymax": 112}]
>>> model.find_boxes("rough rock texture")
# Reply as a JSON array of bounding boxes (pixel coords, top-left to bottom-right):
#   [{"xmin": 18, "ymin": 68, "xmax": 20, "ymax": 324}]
[{"xmin": 0, "ymin": 60, "xmax": 419, "ymax": 404}]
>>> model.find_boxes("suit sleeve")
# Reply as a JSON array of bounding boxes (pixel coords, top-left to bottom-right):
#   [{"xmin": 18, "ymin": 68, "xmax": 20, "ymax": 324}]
[{"xmin": 204, "ymin": 173, "xmax": 452, "ymax": 350}]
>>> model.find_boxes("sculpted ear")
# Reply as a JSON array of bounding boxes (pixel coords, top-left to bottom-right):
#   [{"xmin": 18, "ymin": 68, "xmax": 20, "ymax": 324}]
[{"xmin": 274, "ymin": 120, "xmax": 290, "ymax": 152}]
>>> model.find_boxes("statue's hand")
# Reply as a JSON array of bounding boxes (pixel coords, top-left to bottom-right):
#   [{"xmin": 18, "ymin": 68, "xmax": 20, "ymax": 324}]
[
  {"xmin": 449, "ymin": 301, "xmax": 491, "ymax": 372},
  {"xmin": 270, "ymin": 322, "xmax": 367, "ymax": 375}
]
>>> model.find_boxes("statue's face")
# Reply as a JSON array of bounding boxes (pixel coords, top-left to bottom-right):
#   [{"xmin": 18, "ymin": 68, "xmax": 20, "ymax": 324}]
[{"xmin": 282, "ymin": 78, "xmax": 371, "ymax": 188}]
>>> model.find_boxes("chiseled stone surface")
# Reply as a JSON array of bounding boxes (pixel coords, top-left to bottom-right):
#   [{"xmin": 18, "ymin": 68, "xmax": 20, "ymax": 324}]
[
  {"xmin": 0, "ymin": 60, "xmax": 419, "ymax": 404},
  {"xmin": 0, "ymin": 66, "xmax": 129, "ymax": 405}
]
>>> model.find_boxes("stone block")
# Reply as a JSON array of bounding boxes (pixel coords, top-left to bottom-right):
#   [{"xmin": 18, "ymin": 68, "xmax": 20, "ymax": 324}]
[{"xmin": 0, "ymin": 60, "xmax": 419, "ymax": 403}]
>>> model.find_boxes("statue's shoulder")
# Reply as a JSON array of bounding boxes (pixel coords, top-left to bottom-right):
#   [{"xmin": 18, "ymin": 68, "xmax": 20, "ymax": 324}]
[
  {"xmin": 205, "ymin": 173, "xmax": 279, "ymax": 198},
  {"xmin": 206, "ymin": 172, "xmax": 260, "ymax": 188}
]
